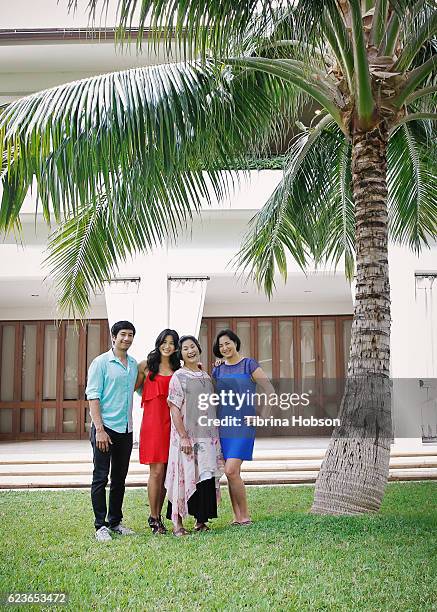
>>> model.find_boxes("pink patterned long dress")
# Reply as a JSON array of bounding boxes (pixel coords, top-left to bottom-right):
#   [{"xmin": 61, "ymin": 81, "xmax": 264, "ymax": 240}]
[{"xmin": 164, "ymin": 367, "xmax": 224, "ymax": 523}]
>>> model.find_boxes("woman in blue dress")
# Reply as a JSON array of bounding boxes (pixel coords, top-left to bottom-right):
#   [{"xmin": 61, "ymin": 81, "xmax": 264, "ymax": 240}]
[{"xmin": 212, "ymin": 329, "xmax": 274, "ymax": 525}]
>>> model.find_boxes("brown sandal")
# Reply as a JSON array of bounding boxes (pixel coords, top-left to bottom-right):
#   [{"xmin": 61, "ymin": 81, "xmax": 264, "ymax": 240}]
[
  {"xmin": 194, "ymin": 523, "xmax": 210, "ymax": 532},
  {"xmin": 172, "ymin": 527, "xmax": 190, "ymax": 537}
]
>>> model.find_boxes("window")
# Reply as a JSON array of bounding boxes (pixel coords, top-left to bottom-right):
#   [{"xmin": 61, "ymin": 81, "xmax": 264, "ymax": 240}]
[
  {"xmin": 0, "ymin": 319, "xmax": 108, "ymax": 440},
  {"xmin": 201, "ymin": 315, "xmax": 352, "ymax": 383}
]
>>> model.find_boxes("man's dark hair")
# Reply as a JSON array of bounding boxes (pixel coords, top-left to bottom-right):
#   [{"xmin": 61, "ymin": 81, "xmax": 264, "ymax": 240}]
[
  {"xmin": 213, "ymin": 328, "xmax": 241, "ymax": 358},
  {"xmin": 178, "ymin": 335, "xmax": 202, "ymax": 355},
  {"xmin": 111, "ymin": 320, "xmax": 136, "ymax": 338}
]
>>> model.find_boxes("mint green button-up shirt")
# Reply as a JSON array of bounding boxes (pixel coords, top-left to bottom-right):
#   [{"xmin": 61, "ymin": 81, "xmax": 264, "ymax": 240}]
[{"xmin": 85, "ymin": 349, "xmax": 138, "ymax": 433}]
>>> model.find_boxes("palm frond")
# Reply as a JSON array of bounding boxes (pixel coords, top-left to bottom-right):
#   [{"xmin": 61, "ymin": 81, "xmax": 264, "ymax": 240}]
[
  {"xmin": 73, "ymin": 0, "xmax": 287, "ymax": 57},
  {"xmin": 72, "ymin": 0, "xmax": 345, "ymax": 60},
  {"xmin": 394, "ymin": 4, "xmax": 437, "ymax": 70},
  {"xmin": 370, "ymin": 0, "xmax": 389, "ymax": 47},
  {"xmin": 0, "ymin": 59, "xmax": 299, "ymax": 231},
  {"xmin": 45, "ymin": 196, "xmax": 117, "ymax": 318},
  {"xmin": 44, "ymin": 173, "xmax": 191, "ymax": 318},
  {"xmin": 0, "ymin": 168, "xmax": 33, "ymax": 232},
  {"xmin": 349, "ymin": 0, "xmax": 375, "ymax": 126},
  {"xmin": 226, "ymin": 57, "xmax": 344, "ymax": 129},
  {"xmin": 235, "ymin": 119, "xmax": 354, "ymax": 295},
  {"xmin": 1, "ymin": 55, "xmax": 306, "ymax": 315},
  {"xmin": 324, "ymin": 3, "xmax": 354, "ymax": 91},
  {"xmin": 314, "ymin": 138, "xmax": 355, "ymax": 280},
  {"xmin": 388, "ymin": 121, "xmax": 437, "ymax": 250}
]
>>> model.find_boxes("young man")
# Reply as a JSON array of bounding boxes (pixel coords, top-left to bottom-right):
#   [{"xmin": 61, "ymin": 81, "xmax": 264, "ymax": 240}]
[{"xmin": 86, "ymin": 320, "xmax": 139, "ymax": 542}]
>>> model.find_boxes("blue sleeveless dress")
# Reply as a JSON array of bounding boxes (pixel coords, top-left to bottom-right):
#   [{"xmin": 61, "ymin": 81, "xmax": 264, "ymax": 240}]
[{"xmin": 212, "ymin": 358, "xmax": 260, "ymax": 461}]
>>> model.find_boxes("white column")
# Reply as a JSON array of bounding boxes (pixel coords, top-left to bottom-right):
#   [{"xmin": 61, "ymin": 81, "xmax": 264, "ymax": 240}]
[
  {"xmin": 104, "ymin": 279, "xmax": 139, "ymax": 329},
  {"xmin": 104, "ymin": 251, "xmax": 169, "ymax": 442},
  {"xmin": 386, "ymin": 246, "xmax": 418, "ymax": 443},
  {"xmin": 168, "ymin": 277, "xmax": 209, "ymax": 337},
  {"xmin": 414, "ymin": 275, "xmax": 437, "ymax": 442},
  {"xmin": 415, "ymin": 275, "xmax": 437, "ymax": 377},
  {"xmin": 389, "ymin": 243, "xmax": 437, "ymax": 444}
]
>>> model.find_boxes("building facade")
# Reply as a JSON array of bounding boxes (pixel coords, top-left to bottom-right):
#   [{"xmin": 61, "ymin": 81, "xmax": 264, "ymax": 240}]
[{"xmin": 0, "ymin": 2, "xmax": 436, "ymax": 441}]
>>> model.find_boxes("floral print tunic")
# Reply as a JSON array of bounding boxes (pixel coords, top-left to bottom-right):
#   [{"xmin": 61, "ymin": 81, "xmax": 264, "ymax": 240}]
[{"xmin": 164, "ymin": 367, "xmax": 224, "ymax": 522}]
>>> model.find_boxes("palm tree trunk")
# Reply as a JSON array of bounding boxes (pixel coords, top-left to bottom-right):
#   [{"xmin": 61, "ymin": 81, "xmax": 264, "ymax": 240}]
[{"xmin": 311, "ymin": 122, "xmax": 392, "ymax": 515}]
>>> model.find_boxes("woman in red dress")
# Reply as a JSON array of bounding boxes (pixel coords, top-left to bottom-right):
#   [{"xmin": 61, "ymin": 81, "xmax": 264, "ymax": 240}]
[{"xmin": 137, "ymin": 329, "xmax": 180, "ymax": 534}]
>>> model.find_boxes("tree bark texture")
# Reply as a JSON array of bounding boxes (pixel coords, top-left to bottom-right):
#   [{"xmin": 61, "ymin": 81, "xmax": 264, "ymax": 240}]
[{"xmin": 312, "ymin": 122, "xmax": 392, "ymax": 515}]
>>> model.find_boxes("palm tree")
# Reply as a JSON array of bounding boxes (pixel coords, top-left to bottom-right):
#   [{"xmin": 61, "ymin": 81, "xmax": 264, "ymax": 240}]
[{"xmin": 1, "ymin": 0, "xmax": 436, "ymax": 514}]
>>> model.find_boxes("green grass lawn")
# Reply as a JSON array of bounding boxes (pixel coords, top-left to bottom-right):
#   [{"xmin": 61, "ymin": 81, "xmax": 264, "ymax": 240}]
[{"xmin": 0, "ymin": 482, "xmax": 436, "ymax": 611}]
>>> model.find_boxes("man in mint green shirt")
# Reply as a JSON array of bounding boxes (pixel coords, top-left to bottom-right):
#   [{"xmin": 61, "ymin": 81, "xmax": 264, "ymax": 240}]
[{"xmin": 86, "ymin": 320, "xmax": 138, "ymax": 542}]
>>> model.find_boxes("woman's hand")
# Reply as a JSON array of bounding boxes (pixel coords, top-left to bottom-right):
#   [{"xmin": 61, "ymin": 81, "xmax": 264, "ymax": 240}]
[
  {"xmin": 214, "ymin": 358, "xmax": 224, "ymax": 367},
  {"xmin": 180, "ymin": 435, "xmax": 193, "ymax": 455}
]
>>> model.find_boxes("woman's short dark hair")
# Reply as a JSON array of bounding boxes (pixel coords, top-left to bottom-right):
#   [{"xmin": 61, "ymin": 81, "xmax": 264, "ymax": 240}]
[
  {"xmin": 147, "ymin": 329, "xmax": 180, "ymax": 380},
  {"xmin": 213, "ymin": 329, "xmax": 241, "ymax": 358},
  {"xmin": 178, "ymin": 335, "xmax": 202, "ymax": 356},
  {"xmin": 111, "ymin": 320, "xmax": 136, "ymax": 338}
]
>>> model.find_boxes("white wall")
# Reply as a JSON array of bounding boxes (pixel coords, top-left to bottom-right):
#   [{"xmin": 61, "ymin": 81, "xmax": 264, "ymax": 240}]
[
  {"xmin": 1, "ymin": 2, "xmax": 177, "ymax": 105},
  {"xmin": 389, "ymin": 242, "xmax": 437, "ymax": 378},
  {"xmin": 203, "ymin": 301, "xmax": 353, "ymax": 317},
  {"xmin": 3, "ymin": 0, "xmax": 125, "ymax": 29}
]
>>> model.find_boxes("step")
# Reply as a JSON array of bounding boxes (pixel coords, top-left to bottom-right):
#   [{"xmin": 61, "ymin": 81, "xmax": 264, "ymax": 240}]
[
  {"xmin": 0, "ymin": 472, "xmax": 319, "ymax": 488},
  {"xmin": 1, "ymin": 455, "xmax": 437, "ymax": 477},
  {"xmin": 0, "ymin": 467, "xmax": 436, "ymax": 489},
  {"xmin": 0, "ymin": 448, "xmax": 329, "ymax": 464},
  {"xmin": 1, "ymin": 447, "xmax": 436, "ymax": 466}
]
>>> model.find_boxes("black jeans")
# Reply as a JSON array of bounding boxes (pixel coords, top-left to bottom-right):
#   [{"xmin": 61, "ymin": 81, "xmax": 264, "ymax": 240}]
[{"xmin": 90, "ymin": 424, "xmax": 133, "ymax": 530}]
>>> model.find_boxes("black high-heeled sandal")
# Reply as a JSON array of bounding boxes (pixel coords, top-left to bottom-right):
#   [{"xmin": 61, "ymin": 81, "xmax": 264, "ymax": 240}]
[
  {"xmin": 157, "ymin": 515, "xmax": 168, "ymax": 534},
  {"xmin": 147, "ymin": 515, "xmax": 160, "ymax": 535}
]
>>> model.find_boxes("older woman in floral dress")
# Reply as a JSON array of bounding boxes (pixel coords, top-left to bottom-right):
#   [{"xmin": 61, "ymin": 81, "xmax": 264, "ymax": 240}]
[{"xmin": 165, "ymin": 335, "xmax": 224, "ymax": 536}]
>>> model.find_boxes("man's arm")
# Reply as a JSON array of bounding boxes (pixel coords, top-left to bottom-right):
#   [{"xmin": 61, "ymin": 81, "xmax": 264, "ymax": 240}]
[
  {"xmin": 89, "ymin": 399, "xmax": 112, "ymax": 452},
  {"xmin": 86, "ymin": 358, "xmax": 112, "ymax": 452}
]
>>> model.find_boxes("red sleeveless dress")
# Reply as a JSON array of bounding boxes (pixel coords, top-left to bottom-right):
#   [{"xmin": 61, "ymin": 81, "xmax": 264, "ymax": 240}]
[{"xmin": 139, "ymin": 372, "xmax": 172, "ymax": 464}]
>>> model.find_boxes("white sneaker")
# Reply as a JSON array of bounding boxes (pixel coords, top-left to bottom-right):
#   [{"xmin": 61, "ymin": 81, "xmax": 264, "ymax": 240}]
[
  {"xmin": 95, "ymin": 526, "xmax": 112, "ymax": 542},
  {"xmin": 110, "ymin": 523, "xmax": 135, "ymax": 536}
]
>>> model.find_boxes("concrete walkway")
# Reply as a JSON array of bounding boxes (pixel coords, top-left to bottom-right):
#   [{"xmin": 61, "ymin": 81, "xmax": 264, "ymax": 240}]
[{"xmin": 0, "ymin": 437, "xmax": 436, "ymax": 488}]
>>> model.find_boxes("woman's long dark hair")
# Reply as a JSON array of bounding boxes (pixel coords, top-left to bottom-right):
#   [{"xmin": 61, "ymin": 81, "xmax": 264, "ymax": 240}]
[{"xmin": 147, "ymin": 329, "xmax": 180, "ymax": 380}]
